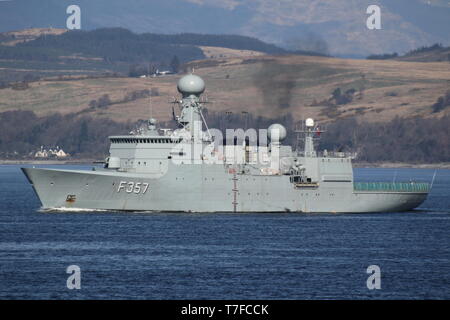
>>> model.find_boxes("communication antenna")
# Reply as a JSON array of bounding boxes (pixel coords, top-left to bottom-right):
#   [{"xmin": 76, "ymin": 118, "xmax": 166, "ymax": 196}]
[
  {"xmin": 199, "ymin": 108, "xmax": 212, "ymax": 140},
  {"xmin": 430, "ymin": 169, "xmax": 437, "ymax": 190},
  {"xmin": 242, "ymin": 111, "xmax": 249, "ymax": 130},
  {"xmin": 169, "ymin": 96, "xmax": 181, "ymax": 123},
  {"xmin": 149, "ymin": 95, "xmax": 153, "ymax": 119}
]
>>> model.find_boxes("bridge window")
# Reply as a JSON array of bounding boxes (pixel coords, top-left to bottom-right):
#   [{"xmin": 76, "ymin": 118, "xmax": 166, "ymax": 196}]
[{"xmin": 111, "ymin": 137, "xmax": 181, "ymax": 144}]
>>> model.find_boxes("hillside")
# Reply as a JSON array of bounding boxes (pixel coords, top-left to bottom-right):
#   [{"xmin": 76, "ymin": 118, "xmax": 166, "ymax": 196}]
[
  {"xmin": 0, "ymin": 0, "xmax": 449, "ymax": 57},
  {"xmin": 368, "ymin": 44, "xmax": 450, "ymax": 62},
  {"xmin": 0, "ymin": 28, "xmax": 67, "ymax": 46},
  {"xmin": 397, "ymin": 44, "xmax": 450, "ymax": 62},
  {"xmin": 0, "ymin": 28, "xmax": 297, "ymax": 83},
  {"xmin": 186, "ymin": 55, "xmax": 450, "ymax": 123},
  {"xmin": 0, "ymin": 54, "xmax": 449, "ymax": 125}
]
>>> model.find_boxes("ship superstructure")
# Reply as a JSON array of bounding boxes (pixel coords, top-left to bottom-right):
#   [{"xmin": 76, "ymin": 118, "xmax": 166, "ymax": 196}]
[{"xmin": 22, "ymin": 75, "xmax": 429, "ymax": 213}]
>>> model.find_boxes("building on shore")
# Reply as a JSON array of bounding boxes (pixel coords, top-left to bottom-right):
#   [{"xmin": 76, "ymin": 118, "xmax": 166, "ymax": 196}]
[{"xmin": 34, "ymin": 146, "xmax": 70, "ymax": 159}]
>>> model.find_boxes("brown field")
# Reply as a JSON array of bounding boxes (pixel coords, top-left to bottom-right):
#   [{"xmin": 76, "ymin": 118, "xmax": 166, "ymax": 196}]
[
  {"xmin": 0, "ymin": 28, "xmax": 67, "ymax": 46},
  {"xmin": 0, "ymin": 54, "xmax": 449, "ymax": 123},
  {"xmin": 199, "ymin": 46, "xmax": 265, "ymax": 59}
]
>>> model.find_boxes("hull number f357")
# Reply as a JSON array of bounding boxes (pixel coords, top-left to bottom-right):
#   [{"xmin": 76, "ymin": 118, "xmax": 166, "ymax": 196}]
[{"xmin": 117, "ymin": 181, "xmax": 149, "ymax": 194}]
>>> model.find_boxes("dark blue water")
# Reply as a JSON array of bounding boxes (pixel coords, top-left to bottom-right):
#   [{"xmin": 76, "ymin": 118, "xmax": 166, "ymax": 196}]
[{"xmin": 0, "ymin": 165, "xmax": 449, "ymax": 299}]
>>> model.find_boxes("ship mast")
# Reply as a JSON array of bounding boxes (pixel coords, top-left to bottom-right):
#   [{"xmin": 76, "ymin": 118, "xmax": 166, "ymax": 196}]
[
  {"xmin": 175, "ymin": 74, "xmax": 208, "ymax": 141},
  {"xmin": 295, "ymin": 118, "xmax": 322, "ymax": 158},
  {"xmin": 304, "ymin": 118, "xmax": 315, "ymax": 157}
]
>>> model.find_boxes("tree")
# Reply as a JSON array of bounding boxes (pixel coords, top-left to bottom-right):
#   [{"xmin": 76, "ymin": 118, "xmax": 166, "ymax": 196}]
[
  {"xmin": 97, "ymin": 94, "xmax": 111, "ymax": 109},
  {"xmin": 331, "ymin": 87, "xmax": 354, "ymax": 105},
  {"xmin": 332, "ymin": 88, "xmax": 342, "ymax": 101},
  {"xmin": 431, "ymin": 91, "xmax": 450, "ymax": 113},
  {"xmin": 78, "ymin": 120, "xmax": 88, "ymax": 152}
]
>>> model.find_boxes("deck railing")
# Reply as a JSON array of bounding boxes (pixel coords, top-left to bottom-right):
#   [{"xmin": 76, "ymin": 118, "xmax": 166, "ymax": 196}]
[{"xmin": 354, "ymin": 182, "xmax": 429, "ymax": 193}]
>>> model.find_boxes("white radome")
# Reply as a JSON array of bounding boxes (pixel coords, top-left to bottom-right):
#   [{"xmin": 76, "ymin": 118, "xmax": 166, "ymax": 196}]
[
  {"xmin": 177, "ymin": 74, "xmax": 205, "ymax": 96},
  {"xmin": 268, "ymin": 123, "xmax": 287, "ymax": 142},
  {"xmin": 305, "ymin": 118, "xmax": 314, "ymax": 127}
]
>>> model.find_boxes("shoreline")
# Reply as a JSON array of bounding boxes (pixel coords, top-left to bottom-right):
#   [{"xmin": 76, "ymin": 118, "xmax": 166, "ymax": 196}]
[
  {"xmin": 353, "ymin": 162, "xmax": 450, "ymax": 169},
  {"xmin": 1, "ymin": 159, "xmax": 450, "ymax": 169},
  {"xmin": 0, "ymin": 159, "xmax": 99, "ymax": 165}
]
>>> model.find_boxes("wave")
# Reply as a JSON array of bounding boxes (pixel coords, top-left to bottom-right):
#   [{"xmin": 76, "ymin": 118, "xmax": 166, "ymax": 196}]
[{"xmin": 38, "ymin": 207, "xmax": 109, "ymax": 213}]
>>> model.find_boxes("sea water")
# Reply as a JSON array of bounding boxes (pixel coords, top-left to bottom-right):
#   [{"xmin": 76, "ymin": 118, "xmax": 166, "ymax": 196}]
[{"xmin": 0, "ymin": 165, "xmax": 449, "ymax": 299}]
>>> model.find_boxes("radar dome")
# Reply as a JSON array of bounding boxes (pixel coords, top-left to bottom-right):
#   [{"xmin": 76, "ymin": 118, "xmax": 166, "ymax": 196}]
[
  {"xmin": 268, "ymin": 124, "xmax": 287, "ymax": 142},
  {"xmin": 305, "ymin": 118, "xmax": 314, "ymax": 127},
  {"xmin": 177, "ymin": 74, "xmax": 205, "ymax": 96}
]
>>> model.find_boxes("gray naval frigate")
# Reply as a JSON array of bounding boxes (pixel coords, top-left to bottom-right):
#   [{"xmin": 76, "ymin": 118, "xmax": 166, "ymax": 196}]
[{"xmin": 22, "ymin": 74, "xmax": 429, "ymax": 213}]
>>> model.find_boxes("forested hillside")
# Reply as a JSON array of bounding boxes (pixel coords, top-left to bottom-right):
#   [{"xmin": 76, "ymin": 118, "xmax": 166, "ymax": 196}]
[
  {"xmin": 367, "ymin": 43, "xmax": 450, "ymax": 62},
  {"xmin": 0, "ymin": 28, "xmax": 299, "ymax": 83},
  {"xmin": 0, "ymin": 28, "xmax": 204, "ymax": 64},
  {"xmin": 0, "ymin": 28, "xmax": 448, "ymax": 164},
  {"xmin": 0, "ymin": 28, "xmax": 291, "ymax": 64},
  {"xmin": 1, "ymin": 110, "xmax": 449, "ymax": 163},
  {"xmin": 1, "ymin": 0, "xmax": 449, "ymax": 57}
]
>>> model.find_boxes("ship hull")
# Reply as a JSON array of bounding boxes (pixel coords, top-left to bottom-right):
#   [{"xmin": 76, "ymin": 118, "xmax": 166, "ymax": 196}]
[{"xmin": 22, "ymin": 167, "xmax": 428, "ymax": 213}]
